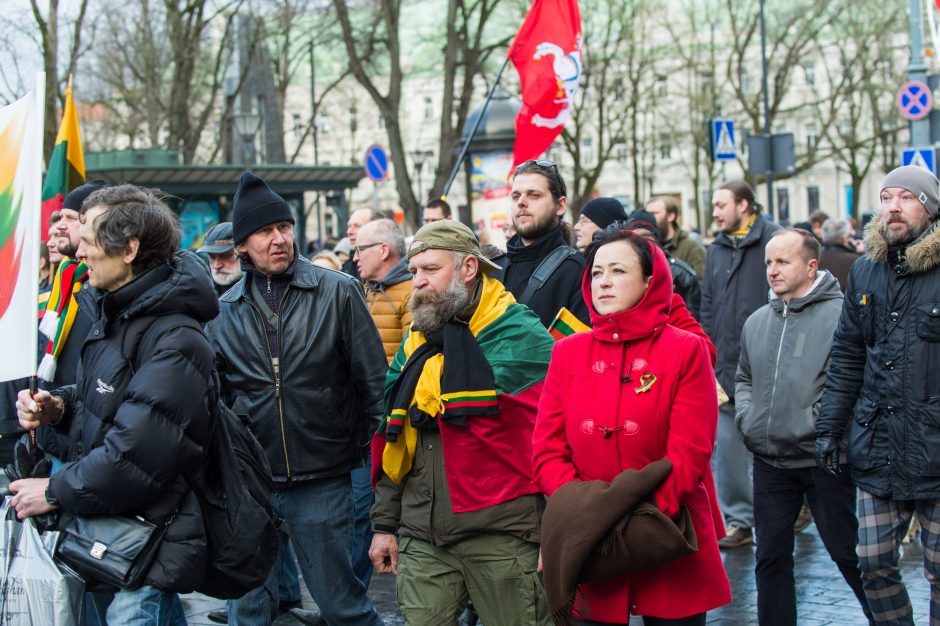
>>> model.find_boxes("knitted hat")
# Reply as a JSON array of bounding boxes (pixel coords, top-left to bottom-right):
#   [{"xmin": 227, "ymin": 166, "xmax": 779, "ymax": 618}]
[
  {"xmin": 580, "ymin": 197, "xmax": 627, "ymax": 229},
  {"xmin": 232, "ymin": 172, "xmax": 295, "ymax": 244},
  {"xmin": 880, "ymin": 165, "xmax": 940, "ymax": 219},
  {"xmin": 624, "ymin": 210, "xmax": 660, "ymax": 239},
  {"xmin": 197, "ymin": 222, "xmax": 235, "ymax": 254},
  {"xmin": 63, "ymin": 181, "xmax": 109, "ymax": 211}
]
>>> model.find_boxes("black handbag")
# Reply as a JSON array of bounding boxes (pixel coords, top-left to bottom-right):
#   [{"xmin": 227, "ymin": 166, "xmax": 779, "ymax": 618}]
[{"xmin": 55, "ymin": 513, "xmax": 169, "ymax": 589}]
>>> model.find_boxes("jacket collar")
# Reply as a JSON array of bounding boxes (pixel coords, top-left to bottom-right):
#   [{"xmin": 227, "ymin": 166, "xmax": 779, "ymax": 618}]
[
  {"xmin": 506, "ymin": 225, "xmax": 567, "ymax": 262},
  {"xmin": 583, "ymin": 239, "xmax": 672, "ymax": 343},
  {"xmin": 863, "ymin": 213, "xmax": 940, "ymax": 274},
  {"xmin": 223, "ymin": 254, "xmax": 320, "ymax": 303},
  {"xmin": 712, "ymin": 214, "xmax": 769, "ymax": 249}
]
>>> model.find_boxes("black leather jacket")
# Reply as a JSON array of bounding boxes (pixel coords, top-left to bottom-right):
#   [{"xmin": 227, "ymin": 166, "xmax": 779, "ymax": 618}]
[{"xmin": 206, "ymin": 256, "xmax": 387, "ymax": 483}]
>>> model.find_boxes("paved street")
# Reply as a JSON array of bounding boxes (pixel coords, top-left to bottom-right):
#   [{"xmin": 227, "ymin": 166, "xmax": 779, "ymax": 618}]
[{"xmin": 181, "ymin": 521, "xmax": 931, "ymax": 625}]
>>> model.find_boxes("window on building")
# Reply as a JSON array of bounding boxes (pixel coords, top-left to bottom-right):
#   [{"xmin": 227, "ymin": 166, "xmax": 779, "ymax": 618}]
[
  {"xmin": 739, "ymin": 69, "xmax": 750, "ymax": 93},
  {"xmin": 378, "ymin": 115, "xmax": 385, "ymax": 130},
  {"xmin": 656, "ymin": 75, "xmax": 667, "ymax": 97},
  {"xmin": 659, "ymin": 133, "xmax": 672, "ymax": 160},
  {"xmin": 777, "ymin": 187, "xmax": 790, "ymax": 222},
  {"xmin": 806, "ymin": 122, "xmax": 818, "ymax": 151},
  {"xmin": 424, "ymin": 97, "xmax": 434, "ymax": 121},
  {"xmin": 803, "ymin": 62, "xmax": 815, "ymax": 86},
  {"xmin": 807, "ymin": 185, "xmax": 820, "ymax": 212},
  {"xmin": 350, "ymin": 104, "xmax": 358, "ymax": 134},
  {"xmin": 292, "ymin": 113, "xmax": 302, "ymax": 138}
]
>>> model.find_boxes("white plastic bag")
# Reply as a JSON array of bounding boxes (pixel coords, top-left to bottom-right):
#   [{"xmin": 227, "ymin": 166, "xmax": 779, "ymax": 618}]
[{"xmin": 0, "ymin": 497, "xmax": 83, "ymax": 625}]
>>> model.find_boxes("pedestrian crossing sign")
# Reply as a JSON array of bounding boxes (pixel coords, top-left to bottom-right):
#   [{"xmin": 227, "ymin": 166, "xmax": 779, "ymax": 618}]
[
  {"xmin": 711, "ymin": 119, "xmax": 736, "ymax": 161},
  {"xmin": 902, "ymin": 146, "xmax": 937, "ymax": 175}
]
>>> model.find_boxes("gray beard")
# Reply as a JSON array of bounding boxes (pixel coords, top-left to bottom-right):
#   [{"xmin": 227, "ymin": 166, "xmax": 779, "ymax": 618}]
[
  {"xmin": 410, "ymin": 277, "xmax": 470, "ymax": 334},
  {"xmin": 212, "ymin": 267, "xmax": 244, "ymax": 286}
]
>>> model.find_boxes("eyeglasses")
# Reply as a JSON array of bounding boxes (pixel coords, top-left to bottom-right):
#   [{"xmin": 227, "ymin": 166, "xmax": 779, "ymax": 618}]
[
  {"xmin": 526, "ymin": 159, "xmax": 558, "ymax": 173},
  {"xmin": 354, "ymin": 242, "xmax": 383, "ymax": 254}
]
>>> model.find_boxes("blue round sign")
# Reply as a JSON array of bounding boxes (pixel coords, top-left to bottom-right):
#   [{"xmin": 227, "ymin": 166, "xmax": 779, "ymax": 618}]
[{"xmin": 364, "ymin": 144, "xmax": 389, "ymax": 182}]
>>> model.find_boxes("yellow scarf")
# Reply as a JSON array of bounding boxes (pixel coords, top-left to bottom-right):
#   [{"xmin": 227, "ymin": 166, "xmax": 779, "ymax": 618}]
[
  {"xmin": 730, "ymin": 213, "xmax": 757, "ymax": 239},
  {"xmin": 383, "ymin": 275, "xmax": 515, "ymax": 483}
]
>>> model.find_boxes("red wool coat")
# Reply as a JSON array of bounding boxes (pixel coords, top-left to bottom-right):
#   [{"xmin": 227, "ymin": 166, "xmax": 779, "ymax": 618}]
[{"xmin": 532, "ymin": 240, "xmax": 732, "ymax": 622}]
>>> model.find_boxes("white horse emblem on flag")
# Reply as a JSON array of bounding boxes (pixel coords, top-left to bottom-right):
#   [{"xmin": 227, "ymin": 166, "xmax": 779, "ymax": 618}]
[{"xmin": 531, "ymin": 42, "xmax": 582, "ymax": 128}]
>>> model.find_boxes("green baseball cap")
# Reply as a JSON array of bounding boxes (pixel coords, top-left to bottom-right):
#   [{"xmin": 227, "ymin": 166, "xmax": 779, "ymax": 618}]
[{"xmin": 407, "ymin": 219, "xmax": 501, "ymax": 274}]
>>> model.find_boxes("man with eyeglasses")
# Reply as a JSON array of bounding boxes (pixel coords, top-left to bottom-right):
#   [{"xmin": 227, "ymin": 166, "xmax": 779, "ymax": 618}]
[
  {"xmin": 343, "ymin": 207, "xmax": 383, "ymax": 280},
  {"xmin": 355, "ymin": 219, "xmax": 414, "ymax": 363},
  {"xmin": 494, "ymin": 159, "xmax": 589, "ymax": 328}
]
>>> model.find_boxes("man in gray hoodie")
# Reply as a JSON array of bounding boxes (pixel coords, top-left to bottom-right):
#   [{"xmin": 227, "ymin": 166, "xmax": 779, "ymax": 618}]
[{"xmin": 736, "ymin": 228, "xmax": 871, "ymax": 625}]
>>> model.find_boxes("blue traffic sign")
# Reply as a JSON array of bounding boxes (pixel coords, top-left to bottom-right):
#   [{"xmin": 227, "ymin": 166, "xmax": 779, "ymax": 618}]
[
  {"xmin": 364, "ymin": 144, "xmax": 389, "ymax": 182},
  {"xmin": 902, "ymin": 146, "xmax": 936, "ymax": 174},
  {"xmin": 897, "ymin": 81, "xmax": 932, "ymax": 121},
  {"xmin": 711, "ymin": 119, "xmax": 736, "ymax": 161}
]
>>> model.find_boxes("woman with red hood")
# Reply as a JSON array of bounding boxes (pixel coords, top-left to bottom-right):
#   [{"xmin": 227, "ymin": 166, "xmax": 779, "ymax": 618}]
[{"xmin": 532, "ymin": 227, "xmax": 731, "ymax": 625}]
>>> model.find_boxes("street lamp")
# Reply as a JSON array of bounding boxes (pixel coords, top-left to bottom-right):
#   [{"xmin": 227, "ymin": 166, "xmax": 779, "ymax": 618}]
[
  {"xmin": 233, "ymin": 111, "xmax": 262, "ymax": 168},
  {"xmin": 411, "ymin": 150, "xmax": 433, "ymax": 205}
]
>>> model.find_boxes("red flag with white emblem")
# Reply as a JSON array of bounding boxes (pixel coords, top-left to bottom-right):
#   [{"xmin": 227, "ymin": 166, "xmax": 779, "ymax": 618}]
[{"xmin": 508, "ymin": 0, "xmax": 582, "ymax": 168}]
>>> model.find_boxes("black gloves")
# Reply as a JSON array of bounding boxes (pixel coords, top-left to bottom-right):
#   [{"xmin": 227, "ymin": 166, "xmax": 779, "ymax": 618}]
[
  {"xmin": 4, "ymin": 434, "xmax": 59, "ymax": 532},
  {"xmin": 4, "ymin": 434, "xmax": 51, "ymax": 483},
  {"xmin": 815, "ymin": 434, "xmax": 842, "ymax": 477}
]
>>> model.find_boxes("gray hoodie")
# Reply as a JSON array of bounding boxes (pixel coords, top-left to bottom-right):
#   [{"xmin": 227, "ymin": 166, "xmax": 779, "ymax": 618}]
[{"xmin": 734, "ymin": 270, "xmax": 844, "ymax": 468}]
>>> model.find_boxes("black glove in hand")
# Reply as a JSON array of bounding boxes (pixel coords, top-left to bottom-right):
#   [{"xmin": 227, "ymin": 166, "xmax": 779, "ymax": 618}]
[
  {"xmin": 4, "ymin": 434, "xmax": 51, "ymax": 482},
  {"xmin": 815, "ymin": 435, "xmax": 842, "ymax": 477}
]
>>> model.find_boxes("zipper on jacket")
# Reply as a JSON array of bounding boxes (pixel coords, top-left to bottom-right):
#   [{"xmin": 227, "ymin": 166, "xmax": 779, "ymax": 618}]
[
  {"xmin": 247, "ymin": 296, "xmax": 293, "ymax": 479},
  {"xmin": 766, "ymin": 301, "xmax": 789, "ymax": 455}
]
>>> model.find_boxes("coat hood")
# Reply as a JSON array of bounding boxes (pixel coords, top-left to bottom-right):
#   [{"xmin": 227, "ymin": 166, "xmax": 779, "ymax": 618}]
[
  {"xmin": 768, "ymin": 269, "xmax": 843, "ymax": 315},
  {"xmin": 581, "ymin": 237, "xmax": 673, "ymax": 343},
  {"xmin": 864, "ymin": 212, "xmax": 940, "ymax": 273},
  {"xmin": 372, "ymin": 257, "xmax": 412, "ymax": 288},
  {"xmin": 95, "ymin": 250, "xmax": 220, "ymax": 324}
]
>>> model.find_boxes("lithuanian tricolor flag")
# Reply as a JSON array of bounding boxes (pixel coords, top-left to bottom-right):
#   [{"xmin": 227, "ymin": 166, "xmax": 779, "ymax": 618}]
[
  {"xmin": 548, "ymin": 306, "xmax": 591, "ymax": 340},
  {"xmin": 40, "ymin": 78, "xmax": 85, "ymax": 236}
]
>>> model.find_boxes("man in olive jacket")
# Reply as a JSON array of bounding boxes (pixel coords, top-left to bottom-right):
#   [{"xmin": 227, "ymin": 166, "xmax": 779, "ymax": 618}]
[
  {"xmin": 817, "ymin": 166, "xmax": 940, "ymax": 625},
  {"xmin": 206, "ymin": 172, "xmax": 386, "ymax": 626}
]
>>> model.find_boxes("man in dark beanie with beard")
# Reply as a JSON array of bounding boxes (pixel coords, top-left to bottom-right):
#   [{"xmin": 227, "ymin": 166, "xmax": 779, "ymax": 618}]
[
  {"xmin": 206, "ymin": 172, "xmax": 387, "ymax": 626},
  {"xmin": 494, "ymin": 160, "xmax": 589, "ymax": 328},
  {"xmin": 370, "ymin": 219, "xmax": 554, "ymax": 624},
  {"xmin": 817, "ymin": 165, "xmax": 940, "ymax": 625}
]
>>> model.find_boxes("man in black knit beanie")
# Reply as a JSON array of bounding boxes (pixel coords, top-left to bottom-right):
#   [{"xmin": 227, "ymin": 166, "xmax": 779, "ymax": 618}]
[{"xmin": 206, "ymin": 172, "xmax": 387, "ymax": 626}]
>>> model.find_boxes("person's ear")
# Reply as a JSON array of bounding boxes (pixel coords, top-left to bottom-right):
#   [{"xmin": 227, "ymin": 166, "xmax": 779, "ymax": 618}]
[{"xmin": 123, "ymin": 238, "xmax": 140, "ymax": 264}]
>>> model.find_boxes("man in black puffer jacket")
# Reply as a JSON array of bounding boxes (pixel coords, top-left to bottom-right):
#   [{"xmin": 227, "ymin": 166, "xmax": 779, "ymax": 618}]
[
  {"xmin": 817, "ymin": 166, "xmax": 940, "ymax": 625},
  {"xmin": 206, "ymin": 172, "xmax": 386, "ymax": 626},
  {"xmin": 12, "ymin": 184, "xmax": 218, "ymax": 624}
]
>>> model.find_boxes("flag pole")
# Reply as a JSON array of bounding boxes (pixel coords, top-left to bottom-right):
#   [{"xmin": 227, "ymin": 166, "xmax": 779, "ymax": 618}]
[{"xmin": 441, "ymin": 57, "xmax": 511, "ymax": 200}]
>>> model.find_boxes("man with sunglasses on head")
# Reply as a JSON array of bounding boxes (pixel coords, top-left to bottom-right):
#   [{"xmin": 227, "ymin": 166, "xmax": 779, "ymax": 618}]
[{"xmin": 494, "ymin": 159, "xmax": 589, "ymax": 328}]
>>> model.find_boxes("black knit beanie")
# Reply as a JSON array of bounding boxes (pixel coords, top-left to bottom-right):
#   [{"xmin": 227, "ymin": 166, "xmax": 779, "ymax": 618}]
[
  {"xmin": 232, "ymin": 172, "xmax": 295, "ymax": 244},
  {"xmin": 63, "ymin": 181, "xmax": 109, "ymax": 211},
  {"xmin": 581, "ymin": 197, "xmax": 627, "ymax": 229}
]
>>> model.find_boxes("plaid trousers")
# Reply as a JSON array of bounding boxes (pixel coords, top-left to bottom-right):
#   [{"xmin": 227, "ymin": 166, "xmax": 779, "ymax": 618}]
[{"xmin": 857, "ymin": 488, "xmax": 940, "ymax": 625}]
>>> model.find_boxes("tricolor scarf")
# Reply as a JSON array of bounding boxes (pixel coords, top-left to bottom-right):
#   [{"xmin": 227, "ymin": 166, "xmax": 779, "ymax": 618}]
[
  {"xmin": 37, "ymin": 257, "xmax": 88, "ymax": 382},
  {"xmin": 384, "ymin": 322, "xmax": 497, "ymax": 441},
  {"xmin": 378, "ymin": 274, "xmax": 554, "ymax": 485}
]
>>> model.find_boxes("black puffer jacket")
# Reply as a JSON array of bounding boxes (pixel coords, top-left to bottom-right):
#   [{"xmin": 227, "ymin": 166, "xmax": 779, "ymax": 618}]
[
  {"xmin": 701, "ymin": 216, "xmax": 781, "ymax": 397},
  {"xmin": 495, "ymin": 226, "xmax": 589, "ymax": 327},
  {"xmin": 206, "ymin": 255, "xmax": 386, "ymax": 483},
  {"xmin": 670, "ymin": 255, "xmax": 702, "ymax": 320},
  {"xmin": 44, "ymin": 250, "xmax": 219, "ymax": 591},
  {"xmin": 818, "ymin": 215, "xmax": 940, "ymax": 499}
]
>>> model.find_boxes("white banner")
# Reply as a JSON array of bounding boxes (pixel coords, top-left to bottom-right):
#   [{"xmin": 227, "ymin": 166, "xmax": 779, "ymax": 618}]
[{"xmin": 0, "ymin": 75, "xmax": 45, "ymax": 382}]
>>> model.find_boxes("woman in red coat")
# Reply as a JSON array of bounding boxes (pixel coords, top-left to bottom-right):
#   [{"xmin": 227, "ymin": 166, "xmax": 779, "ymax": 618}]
[{"xmin": 532, "ymin": 227, "xmax": 731, "ymax": 625}]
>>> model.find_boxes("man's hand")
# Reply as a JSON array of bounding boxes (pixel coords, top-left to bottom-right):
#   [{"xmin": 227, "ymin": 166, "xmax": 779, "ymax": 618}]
[
  {"xmin": 15, "ymin": 389, "xmax": 62, "ymax": 431},
  {"xmin": 815, "ymin": 435, "xmax": 842, "ymax": 477},
  {"xmin": 9, "ymin": 478, "xmax": 56, "ymax": 520},
  {"xmin": 369, "ymin": 532, "xmax": 399, "ymax": 575}
]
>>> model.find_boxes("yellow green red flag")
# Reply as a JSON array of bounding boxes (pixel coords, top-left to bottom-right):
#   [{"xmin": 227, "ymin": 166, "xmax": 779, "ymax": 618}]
[{"xmin": 40, "ymin": 79, "xmax": 85, "ymax": 235}]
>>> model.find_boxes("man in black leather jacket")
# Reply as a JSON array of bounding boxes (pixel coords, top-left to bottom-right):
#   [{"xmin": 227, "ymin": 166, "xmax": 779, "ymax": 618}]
[{"xmin": 205, "ymin": 172, "xmax": 386, "ymax": 626}]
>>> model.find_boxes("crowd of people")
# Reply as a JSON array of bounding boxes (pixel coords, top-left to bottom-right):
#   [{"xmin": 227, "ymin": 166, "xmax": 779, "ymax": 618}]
[{"xmin": 4, "ymin": 158, "xmax": 939, "ymax": 626}]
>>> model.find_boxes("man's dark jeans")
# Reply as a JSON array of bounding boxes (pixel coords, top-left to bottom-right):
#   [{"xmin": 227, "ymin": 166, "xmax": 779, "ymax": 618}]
[{"xmin": 753, "ymin": 457, "xmax": 872, "ymax": 625}]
